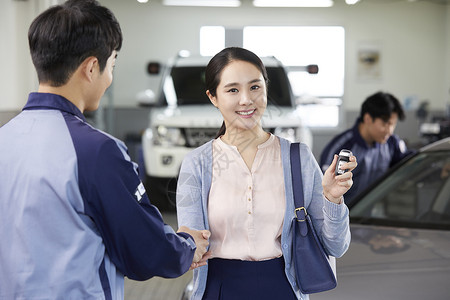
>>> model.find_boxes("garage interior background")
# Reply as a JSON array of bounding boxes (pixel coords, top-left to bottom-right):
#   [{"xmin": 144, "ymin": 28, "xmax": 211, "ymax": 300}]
[{"xmin": 1, "ymin": 0, "xmax": 450, "ymax": 159}]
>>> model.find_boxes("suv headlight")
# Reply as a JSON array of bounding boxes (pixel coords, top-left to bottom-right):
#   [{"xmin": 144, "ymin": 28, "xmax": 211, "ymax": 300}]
[
  {"xmin": 153, "ymin": 125, "xmax": 186, "ymax": 146},
  {"xmin": 274, "ymin": 127, "xmax": 297, "ymax": 142}
]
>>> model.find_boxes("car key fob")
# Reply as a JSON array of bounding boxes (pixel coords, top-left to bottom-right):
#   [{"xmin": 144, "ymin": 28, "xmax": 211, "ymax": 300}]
[{"xmin": 335, "ymin": 149, "xmax": 352, "ymax": 175}]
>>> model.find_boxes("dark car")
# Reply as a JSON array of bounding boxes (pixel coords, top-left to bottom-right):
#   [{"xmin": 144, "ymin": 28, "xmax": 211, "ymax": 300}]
[
  {"xmin": 313, "ymin": 137, "xmax": 450, "ymax": 300},
  {"xmin": 182, "ymin": 137, "xmax": 450, "ymax": 300}
]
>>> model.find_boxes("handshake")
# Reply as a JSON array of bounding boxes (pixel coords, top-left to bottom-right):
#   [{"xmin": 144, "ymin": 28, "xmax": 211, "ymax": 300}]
[{"xmin": 178, "ymin": 226, "xmax": 212, "ymax": 270}]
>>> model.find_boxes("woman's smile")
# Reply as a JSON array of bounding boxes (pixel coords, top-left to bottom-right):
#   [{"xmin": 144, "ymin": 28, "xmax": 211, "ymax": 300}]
[{"xmin": 236, "ymin": 109, "xmax": 256, "ymax": 117}]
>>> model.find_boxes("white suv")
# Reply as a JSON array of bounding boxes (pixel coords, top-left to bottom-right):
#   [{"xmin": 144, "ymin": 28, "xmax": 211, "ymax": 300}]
[{"xmin": 138, "ymin": 53, "xmax": 313, "ymax": 210}]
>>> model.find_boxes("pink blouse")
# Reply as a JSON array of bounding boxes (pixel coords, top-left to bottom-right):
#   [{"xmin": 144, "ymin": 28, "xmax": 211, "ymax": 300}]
[{"xmin": 208, "ymin": 134, "xmax": 285, "ymax": 261}]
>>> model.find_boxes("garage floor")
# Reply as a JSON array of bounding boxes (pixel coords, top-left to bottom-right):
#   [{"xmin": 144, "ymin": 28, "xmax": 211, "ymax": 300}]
[{"xmin": 124, "ymin": 212, "xmax": 193, "ymax": 300}]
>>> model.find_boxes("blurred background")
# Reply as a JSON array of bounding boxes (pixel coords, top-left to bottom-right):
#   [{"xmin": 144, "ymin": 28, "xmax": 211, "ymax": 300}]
[
  {"xmin": 2, "ymin": 0, "xmax": 450, "ymax": 299},
  {"xmin": 2, "ymin": 0, "xmax": 450, "ymax": 158}
]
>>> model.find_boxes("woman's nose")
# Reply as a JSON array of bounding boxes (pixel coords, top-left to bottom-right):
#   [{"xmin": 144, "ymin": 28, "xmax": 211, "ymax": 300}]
[{"xmin": 239, "ymin": 90, "xmax": 253, "ymax": 105}]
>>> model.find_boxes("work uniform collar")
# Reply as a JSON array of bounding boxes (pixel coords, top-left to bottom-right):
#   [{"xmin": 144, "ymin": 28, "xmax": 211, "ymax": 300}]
[{"xmin": 23, "ymin": 92, "xmax": 86, "ymax": 122}]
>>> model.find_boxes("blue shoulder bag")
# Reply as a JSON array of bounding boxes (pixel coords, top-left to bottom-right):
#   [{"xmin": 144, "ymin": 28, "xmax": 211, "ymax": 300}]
[{"xmin": 290, "ymin": 142, "xmax": 337, "ymax": 294}]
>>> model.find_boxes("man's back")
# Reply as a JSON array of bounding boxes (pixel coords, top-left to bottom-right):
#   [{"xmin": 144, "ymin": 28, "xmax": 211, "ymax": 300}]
[
  {"xmin": 0, "ymin": 99, "xmax": 122, "ymax": 298},
  {"xmin": 0, "ymin": 93, "xmax": 196, "ymax": 299}
]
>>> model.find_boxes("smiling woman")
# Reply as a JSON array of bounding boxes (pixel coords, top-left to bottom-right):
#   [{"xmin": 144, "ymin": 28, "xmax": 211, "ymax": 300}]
[{"xmin": 176, "ymin": 47, "xmax": 356, "ymax": 300}]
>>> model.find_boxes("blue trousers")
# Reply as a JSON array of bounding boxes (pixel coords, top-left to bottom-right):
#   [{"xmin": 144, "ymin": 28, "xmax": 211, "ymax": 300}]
[{"xmin": 202, "ymin": 257, "xmax": 297, "ymax": 300}]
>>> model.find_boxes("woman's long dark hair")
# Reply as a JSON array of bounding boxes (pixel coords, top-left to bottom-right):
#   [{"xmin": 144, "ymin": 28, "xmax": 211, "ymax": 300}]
[{"xmin": 205, "ymin": 47, "xmax": 269, "ymax": 138}]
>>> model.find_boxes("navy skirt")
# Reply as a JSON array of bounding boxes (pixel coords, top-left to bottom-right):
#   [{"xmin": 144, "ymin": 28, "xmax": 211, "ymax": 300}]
[{"xmin": 202, "ymin": 257, "xmax": 297, "ymax": 300}]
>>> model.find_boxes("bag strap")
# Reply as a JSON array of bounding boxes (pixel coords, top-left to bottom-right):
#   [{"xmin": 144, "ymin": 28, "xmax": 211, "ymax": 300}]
[
  {"xmin": 290, "ymin": 143, "xmax": 303, "ymax": 208},
  {"xmin": 290, "ymin": 143, "xmax": 309, "ymax": 236}
]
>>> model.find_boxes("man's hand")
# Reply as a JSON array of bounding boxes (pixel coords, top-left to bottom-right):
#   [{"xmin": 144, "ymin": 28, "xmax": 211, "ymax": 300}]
[
  {"xmin": 189, "ymin": 251, "xmax": 213, "ymax": 270},
  {"xmin": 178, "ymin": 226, "xmax": 211, "ymax": 264}
]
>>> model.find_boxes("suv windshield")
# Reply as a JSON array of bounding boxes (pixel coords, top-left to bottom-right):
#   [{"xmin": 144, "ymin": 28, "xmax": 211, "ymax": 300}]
[
  {"xmin": 350, "ymin": 151, "xmax": 450, "ymax": 230},
  {"xmin": 170, "ymin": 66, "xmax": 292, "ymax": 107}
]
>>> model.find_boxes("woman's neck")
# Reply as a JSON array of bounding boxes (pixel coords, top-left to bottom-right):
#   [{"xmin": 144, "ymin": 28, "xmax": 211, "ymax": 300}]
[{"xmin": 221, "ymin": 127, "xmax": 269, "ymax": 153}]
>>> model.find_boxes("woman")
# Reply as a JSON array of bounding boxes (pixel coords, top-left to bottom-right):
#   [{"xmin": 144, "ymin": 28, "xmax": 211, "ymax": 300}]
[{"xmin": 176, "ymin": 47, "xmax": 356, "ymax": 300}]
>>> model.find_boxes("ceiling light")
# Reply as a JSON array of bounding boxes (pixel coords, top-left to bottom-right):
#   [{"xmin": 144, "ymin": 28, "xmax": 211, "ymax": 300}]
[
  {"xmin": 137, "ymin": 0, "xmax": 148, "ymax": 3},
  {"xmin": 253, "ymin": 0, "xmax": 333, "ymax": 7},
  {"xmin": 163, "ymin": 0, "xmax": 241, "ymax": 7},
  {"xmin": 345, "ymin": 0, "xmax": 360, "ymax": 4}
]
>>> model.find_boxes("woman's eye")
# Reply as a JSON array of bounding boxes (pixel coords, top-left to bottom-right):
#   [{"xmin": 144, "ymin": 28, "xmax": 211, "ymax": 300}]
[
  {"xmin": 227, "ymin": 88, "xmax": 238, "ymax": 93},
  {"xmin": 251, "ymin": 85, "xmax": 260, "ymax": 91}
]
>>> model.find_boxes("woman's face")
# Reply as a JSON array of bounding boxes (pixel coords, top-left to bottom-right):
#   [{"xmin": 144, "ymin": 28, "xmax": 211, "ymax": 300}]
[{"xmin": 207, "ymin": 60, "xmax": 267, "ymax": 134}]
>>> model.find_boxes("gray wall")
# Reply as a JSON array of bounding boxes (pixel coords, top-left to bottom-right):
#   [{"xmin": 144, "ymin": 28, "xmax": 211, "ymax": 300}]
[
  {"xmin": 2, "ymin": 0, "xmax": 449, "ymax": 111},
  {"xmin": 100, "ymin": 0, "xmax": 450, "ymax": 111}
]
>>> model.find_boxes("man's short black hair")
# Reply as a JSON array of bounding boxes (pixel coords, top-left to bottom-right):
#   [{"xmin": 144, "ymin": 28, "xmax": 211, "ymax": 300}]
[
  {"xmin": 360, "ymin": 91, "xmax": 405, "ymax": 122},
  {"xmin": 28, "ymin": 0, "xmax": 122, "ymax": 86}
]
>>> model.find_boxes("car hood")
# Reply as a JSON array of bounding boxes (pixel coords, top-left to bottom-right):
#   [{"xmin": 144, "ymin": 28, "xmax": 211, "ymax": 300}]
[
  {"xmin": 149, "ymin": 105, "xmax": 303, "ymax": 128},
  {"xmin": 150, "ymin": 105, "xmax": 223, "ymax": 128},
  {"xmin": 312, "ymin": 224, "xmax": 450, "ymax": 300}
]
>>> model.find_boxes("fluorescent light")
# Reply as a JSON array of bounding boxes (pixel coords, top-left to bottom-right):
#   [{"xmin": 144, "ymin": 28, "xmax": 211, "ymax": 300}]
[
  {"xmin": 163, "ymin": 0, "xmax": 241, "ymax": 7},
  {"xmin": 345, "ymin": 0, "xmax": 360, "ymax": 4},
  {"xmin": 253, "ymin": 0, "xmax": 333, "ymax": 7},
  {"xmin": 137, "ymin": 0, "xmax": 148, "ymax": 3}
]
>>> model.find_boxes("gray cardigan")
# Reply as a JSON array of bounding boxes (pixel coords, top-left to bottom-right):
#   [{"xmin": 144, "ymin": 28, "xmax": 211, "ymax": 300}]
[{"xmin": 176, "ymin": 137, "xmax": 350, "ymax": 300}]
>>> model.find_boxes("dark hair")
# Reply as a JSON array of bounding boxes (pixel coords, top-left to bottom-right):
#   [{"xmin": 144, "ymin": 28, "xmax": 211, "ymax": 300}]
[
  {"xmin": 28, "ymin": 0, "xmax": 122, "ymax": 86},
  {"xmin": 360, "ymin": 91, "xmax": 405, "ymax": 122},
  {"xmin": 205, "ymin": 47, "xmax": 269, "ymax": 138}
]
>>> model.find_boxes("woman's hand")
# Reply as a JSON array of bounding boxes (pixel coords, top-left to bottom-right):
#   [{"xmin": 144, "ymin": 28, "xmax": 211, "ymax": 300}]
[
  {"xmin": 322, "ymin": 154, "xmax": 357, "ymax": 204},
  {"xmin": 189, "ymin": 251, "xmax": 213, "ymax": 270},
  {"xmin": 177, "ymin": 226, "xmax": 211, "ymax": 265}
]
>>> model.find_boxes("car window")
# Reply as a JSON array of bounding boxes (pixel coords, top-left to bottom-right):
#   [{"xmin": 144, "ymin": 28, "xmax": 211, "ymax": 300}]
[
  {"xmin": 350, "ymin": 151, "xmax": 450, "ymax": 230},
  {"xmin": 170, "ymin": 67, "xmax": 209, "ymax": 105},
  {"xmin": 169, "ymin": 66, "xmax": 292, "ymax": 107}
]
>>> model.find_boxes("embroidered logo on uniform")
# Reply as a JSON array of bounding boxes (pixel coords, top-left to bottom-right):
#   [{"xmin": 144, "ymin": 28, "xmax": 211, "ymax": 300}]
[
  {"xmin": 399, "ymin": 140, "xmax": 406, "ymax": 153},
  {"xmin": 134, "ymin": 182, "xmax": 146, "ymax": 203}
]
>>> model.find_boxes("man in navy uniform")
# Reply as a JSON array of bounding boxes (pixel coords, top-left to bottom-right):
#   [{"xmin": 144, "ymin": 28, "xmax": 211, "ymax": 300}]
[
  {"xmin": 0, "ymin": 1, "xmax": 209, "ymax": 299},
  {"xmin": 320, "ymin": 91, "xmax": 414, "ymax": 205}
]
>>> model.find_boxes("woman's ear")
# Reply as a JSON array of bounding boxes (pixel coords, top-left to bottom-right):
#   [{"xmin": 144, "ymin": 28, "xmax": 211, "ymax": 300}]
[{"xmin": 206, "ymin": 90, "xmax": 218, "ymax": 108}]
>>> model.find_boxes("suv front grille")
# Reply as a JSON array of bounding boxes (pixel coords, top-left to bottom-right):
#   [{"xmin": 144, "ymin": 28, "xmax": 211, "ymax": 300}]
[{"xmin": 184, "ymin": 128, "xmax": 219, "ymax": 147}]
